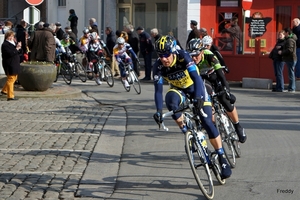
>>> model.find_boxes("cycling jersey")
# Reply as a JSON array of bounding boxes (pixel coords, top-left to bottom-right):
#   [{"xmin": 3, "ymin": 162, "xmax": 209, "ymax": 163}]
[
  {"xmin": 113, "ymin": 42, "xmax": 137, "ymax": 62},
  {"xmin": 153, "ymin": 49, "xmax": 208, "ymax": 112}
]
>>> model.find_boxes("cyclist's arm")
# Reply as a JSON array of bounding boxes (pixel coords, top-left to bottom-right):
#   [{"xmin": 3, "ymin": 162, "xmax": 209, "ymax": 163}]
[
  {"xmin": 215, "ymin": 68, "xmax": 230, "ymax": 91},
  {"xmin": 126, "ymin": 44, "xmax": 138, "ymax": 59}
]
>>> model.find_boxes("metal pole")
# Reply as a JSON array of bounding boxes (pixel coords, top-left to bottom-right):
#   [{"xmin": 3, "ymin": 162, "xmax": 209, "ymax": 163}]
[{"xmin": 30, "ymin": 6, "xmax": 35, "ymax": 35}]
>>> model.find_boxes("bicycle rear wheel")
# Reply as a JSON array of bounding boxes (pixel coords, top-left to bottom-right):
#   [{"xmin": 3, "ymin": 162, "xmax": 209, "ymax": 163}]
[
  {"xmin": 185, "ymin": 131, "xmax": 214, "ymax": 200},
  {"xmin": 210, "ymin": 153, "xmax": 226, "ymax": 185},
  {"xmin": 215, "ymin": 114, "xmax": 236, "ymax": 168},
  {"xmin": 130, "ymin": 70, "xmax": 141, "ymax": 94},
  {"xmin": 103, "ymin": 64, "xmax": 114, "ymax": 87},
  {"xmin": 60, "ymin": 62, "xmax": 72, "ymax": 85},
  {"xmin": 75, "ymin": 62, "xmax": 87, "ymax": 82},
  {"xmin": 228, "ymin": 120, "xmax": 241, "ymax": 158}
]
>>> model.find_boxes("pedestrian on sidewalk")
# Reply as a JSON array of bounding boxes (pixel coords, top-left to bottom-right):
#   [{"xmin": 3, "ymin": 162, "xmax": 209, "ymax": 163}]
[
  {"xmin": 1, "ymin": 30, "xmax": 22, "ymax": 101},
  {"xmin": 278, "ymin": 27, "xmax": 297, "ymax": 92}
]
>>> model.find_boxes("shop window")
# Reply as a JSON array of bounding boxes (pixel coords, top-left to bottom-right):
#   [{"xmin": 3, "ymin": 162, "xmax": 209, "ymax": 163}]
[
  {"xmin": 134, "ymin": 3, "xmax": 145, "ymax": 28},
  {"xmin": 217, "ymin": 0, "xmax": 240, "ymax": 7},
  {"xmin": 156, "ymin": 3, "xmax": 168, "ymax": 35},
  {"xmin": 58, "ymin": 0, "xmax": 66, "ymax": 6},
  {"xmin": 276, "ymin": 6, "xmax": 291, "ymax": 32},
  {"xmin": 118, "ymin": 7, "xmax": 131, "ymax": 31}
]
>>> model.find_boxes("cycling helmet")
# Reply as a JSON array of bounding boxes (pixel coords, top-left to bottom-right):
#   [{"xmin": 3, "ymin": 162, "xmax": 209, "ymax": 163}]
[
  {"xmin": 90, "ymin": 32, "xmax": 98, "ymax": 40},
  {"xmin": 62, "ymin": 33, "xmax": 69, "ymax": 40},
  {"xmin": 187, "ymin": 38, "xmax": 205, "ymax": 56},
  {"xmin": 83, "ymin": 27, "xmax": 89, "ymax": 34},
  {"xmin": 116, "ymin": 37, "xmax": 125, "ymax": 44},
  {"xmin": 155, "ymin": 35, "xmax": 177, "ymax": 55},
  {"xmin": 202, "ymin": 35, "xmax": 213, "ymax": 46}
]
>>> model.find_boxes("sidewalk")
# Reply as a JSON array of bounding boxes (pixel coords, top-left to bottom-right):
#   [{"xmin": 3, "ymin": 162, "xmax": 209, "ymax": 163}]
[{"xmin": 0, "ymin": 83, "xmax": 126, "ymax": 199}]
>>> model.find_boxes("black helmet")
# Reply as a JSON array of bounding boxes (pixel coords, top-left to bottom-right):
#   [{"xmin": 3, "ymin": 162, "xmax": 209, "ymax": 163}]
[
  {"xmin": 62, "ymin": 33, "xmax": 69, "ymax": 40},
  {"xmin": 187, "ymin": 38, "xmax": 205, "ymax": 56},
  {"xmin": 155, "ymin": 35, "xmax": 177, "ymax": 55}
]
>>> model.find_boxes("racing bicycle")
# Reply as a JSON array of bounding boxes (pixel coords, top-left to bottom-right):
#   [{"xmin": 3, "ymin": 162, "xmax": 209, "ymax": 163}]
[{"xmin": 120, "ymin": 61, "xmax": 141, "ymax": 94}]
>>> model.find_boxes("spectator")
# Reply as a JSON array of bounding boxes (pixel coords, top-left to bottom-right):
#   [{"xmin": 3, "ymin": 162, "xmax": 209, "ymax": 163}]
[
  {"xmin": 3, "ymin": 21, "xmax": 13, "ymax": 34},
  {"xmin": 64, "ymin": 26, "xmax": 78, "ymax": 45},
  {"xmin": 136, "ymin": 26, "xmax": 153, "ymax": 80},
  {"xmin": 105, "ymin": 26, "xmax": 119, "ymax": 76},
  {"xmin": 199, "ymin": 27, "xmax": 208, "ymax": 39},
  {"xmin": 186, "ymin": 20, "xmax": 200, "ymax": 48},
  {"xmin": 1, "ymin": 30, "xmax": 22, "ymax": 101},
  {"xmin": 124, "ymin": 24, "xmax": 140, "ymax": 76},
  {"xmin": 55, "ymin": 22, "xmax": 65, "ymax": 40},
  {"xmin": 269, "ymin": 30, "xmax": 285, "ymax": 92},
  {"xmin": 15, "ymin": 19, "xmax": 29, "ymax": 62},
  {"xmin": 221, "ymin": 17, "xmax": 242, "ymax": 54},
  {"xmin": 278, "ymin": 27, "xmax": 297, "ymax": 92},
  {"xmin": 150, "ymin": 28, "xmax": 162, "ymax": 42},
  {"xmin": 89, "ymin": 18, "xmax": 99, "ymax": 34},
  {"xmin": 28, "ymin": 22, "xmax": 56, "ymax": 62},
  {"xmin": 292, "ymin": 18, "xmax": 300, "ymax": 79},
  {"xmin": 68, "ymin": 9, "xmax": 78, "ymax": 38}
]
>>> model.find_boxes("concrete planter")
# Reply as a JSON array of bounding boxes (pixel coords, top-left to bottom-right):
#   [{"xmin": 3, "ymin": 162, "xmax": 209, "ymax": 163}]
[{"xmin": 19, "ymin": 62, "xmax": 56, "ymax": 91}]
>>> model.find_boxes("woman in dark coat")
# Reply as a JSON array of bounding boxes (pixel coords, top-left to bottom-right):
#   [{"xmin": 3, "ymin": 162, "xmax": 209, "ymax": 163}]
[
  {"xmin": 68, "ymin": 9, "xmax": 78, "ymax": 38},
  {"xmin": 1, "ymin": 30, "xmax": 22, "ymax": 101}
]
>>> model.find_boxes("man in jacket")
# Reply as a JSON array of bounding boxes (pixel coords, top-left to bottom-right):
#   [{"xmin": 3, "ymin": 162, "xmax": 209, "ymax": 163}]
[
  {"xmin": 222, "ymin": 17, "xmax": 242, "ymax": 54},
  {"xmin": 292, "ymin": 18, "xmax": 300, "ymax": 79},
  {"xmin": 186, "ymin": 20, "xmax": 200, "ymax": 48}
]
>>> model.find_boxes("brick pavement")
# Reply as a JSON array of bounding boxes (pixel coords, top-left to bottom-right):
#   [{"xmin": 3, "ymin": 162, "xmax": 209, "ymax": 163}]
[{"xmin": 0, "ymin": 91, "xmax": 126, "ymax": 199}]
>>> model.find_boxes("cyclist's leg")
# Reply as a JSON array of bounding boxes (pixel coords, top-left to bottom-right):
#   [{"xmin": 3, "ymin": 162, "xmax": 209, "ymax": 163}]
[{"xmin": 165, "ymin": 89, "xmax": 187, "ymax": 133}]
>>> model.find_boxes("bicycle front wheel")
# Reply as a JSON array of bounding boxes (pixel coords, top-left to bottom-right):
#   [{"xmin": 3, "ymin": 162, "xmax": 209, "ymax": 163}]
[
  {"xmin": 103, "ymin": 64, "xmax": 114, "ymax": 87},
  {"xmin": 130, "ymin": 70, "xmax": 141, "ymax": 94},
  {"xmin": 121, "ymin": 76, "xmax": 130, "ymax": 92},
  {"xmin": 60, "ymin": 62, "xmax": 72, "ymax": 85},
  {"xmin": 75, "ymin": 62, "xmax": 87, "ymax": 82},
  {"xmin": 215, "ymin": 113, "xmax": 236, "ymax": 168},
  {"xmin": 185, "ymin": 131, "xmax": 214, "ymax": 200}
]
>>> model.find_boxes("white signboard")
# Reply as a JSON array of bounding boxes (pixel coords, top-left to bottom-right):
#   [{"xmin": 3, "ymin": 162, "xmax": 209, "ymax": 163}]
[{"xmin": 23, "ymin": 6, "xmax": 40, "ymax": 24}]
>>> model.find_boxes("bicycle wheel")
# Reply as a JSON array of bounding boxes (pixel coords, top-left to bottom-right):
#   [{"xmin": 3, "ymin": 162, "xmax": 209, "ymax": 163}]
[
  {"xmin": 60, "ymin": 62, "xmax": 72, "ymax": 85},
  {"xmin": 103, "ymin": 64, "xmax": 114, "ymax": 87},
  {"xmin": 75, "ymin": 62, "xmax": 87, "ymax": 82},
  {"xmin": 210, "ymin": 153, "xmax": 226, "ymax": 185},
  {"xmin": 121, "ymin": 76, "xmax": 130, "ymax": 92},
  {"xmin": 215, "ymin": 113, "xmax": 236, "ymax": 168},
  {"xmin": 185, "ymin": 131, "xmax": 214, "ymax": 200},
  {"xmin": 130, "ymin": 70, "xmax": 141, "ymax": 94},
  {"xmin": 227, "ymin": 119, "xmax": 241, "ymax": 158}
]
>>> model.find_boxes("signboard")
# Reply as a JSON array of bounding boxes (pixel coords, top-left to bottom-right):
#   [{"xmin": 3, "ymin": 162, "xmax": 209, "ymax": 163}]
[
  {"xmin": 23, "ymin": 6, "xmax": 40, "ymax": 25},
  {"xmin": 242, "ymin": 0, "xmax": 253, "ymax": 10},
  {"xmin": 25, "ymin": 0, "xmax": 44, "ymax": 6},
  {"xmin": 246, "ymin": 12, "xmax": 272, "ymax": 38}
]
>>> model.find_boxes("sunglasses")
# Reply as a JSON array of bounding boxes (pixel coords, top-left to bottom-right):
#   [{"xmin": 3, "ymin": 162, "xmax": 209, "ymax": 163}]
[
  {"xmin": 191, "ymin": 54, "xmax": 200, "ymax": 58},
  {"xmin": 158, "ymin": 53, "xmax": 171, "ymax": 58}
]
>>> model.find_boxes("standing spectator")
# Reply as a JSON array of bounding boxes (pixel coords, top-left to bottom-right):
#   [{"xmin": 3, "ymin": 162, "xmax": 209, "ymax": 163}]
[
  {"xmin": 68, "ymin": 9, "xmax": 78, "ymax": 38},
  {"xmin": 3, "ymin": 21, "xmax": 13, "ymax": 34},
  {"xmin": 221, "ymin": 17, "xmax": 242, "ymax": 54},
  {"xmin": 150, "ymin": 28, "xmax": 162, "ymax": 42},
  {"xmin": 292, "ymin": 18, "xmax": 300, "ymax": 79},
  {"xmin": 278, "ymin": 27, "xmax": 297, "ymax": 92},
  {"xmin": 186, "ymin": 20, "xmax": 200, "ymax": 48},
  {"xmin": 89, "ymin": 18, "xmax": 99, "ymax": 34},
  {"xmin": 105, "ymin": 26, "xmax": 119, "ymax": 76},
  {"xmin": 199, "ymin": 27, "xmax": 208, "ymax": 39},
  {"xmin": 1, "ymin": 30, "xmax": 22, "ymax": 101},
  {"xmin": 124, "ymin": 24, "xmax": 140, "ymax": 76},
  {"xmin": 269, "ymin": 30, "xmax": 286, "ymax": 92},
  {"xmin": 15, "ymin": 19, "xmax": 28, "ymax": 62},
  {"xmin": 28, "ymin": 22, "xmax": 56, "ymax": 62},
  {"xmin": 55, "ymin": 22, "xmax": 65, "ymax": 40},
  {"xmin": 64, "ymin": 26, "xmax": 78, "ymax": 45},
  {"xmin": 136, "ymin": 26, "xmax": 153, "ymax": 80}
]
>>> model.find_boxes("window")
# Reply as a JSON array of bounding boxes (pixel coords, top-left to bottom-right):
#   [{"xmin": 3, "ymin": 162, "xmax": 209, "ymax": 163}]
[
  {"xmin": 276, "ymin": 6, "xmax": 291, "ymax": 32},
  {"xmin": 156, "ymin": 3, "xmax": 168, "ymax": 34},
  {"xmin": 217, "ymin": 0, "xmax": 240, "ymax": 7},
  {"xmin": 134, "ymin": 4, "xmax": 145, "ymax": 28},
  {"xmin": 58, "ymin": 0, "xmax": 66, "ymax": 6}
]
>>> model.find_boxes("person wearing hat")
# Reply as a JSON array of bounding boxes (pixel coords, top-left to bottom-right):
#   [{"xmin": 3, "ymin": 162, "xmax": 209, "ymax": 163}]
[
  {"xmin": 55, "ymin": 22, "xmax": 65, "ymax": 40},
  {"xmin": 136, "ymin": 26, "xmax": 153, "ymax": 81},
  {"xmin": 186, "ymin": 20, "xmax": 200, "ymax": 48}
]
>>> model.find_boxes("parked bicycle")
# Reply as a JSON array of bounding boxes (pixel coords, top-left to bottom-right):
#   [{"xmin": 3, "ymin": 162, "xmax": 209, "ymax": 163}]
[
  {"xmin": 159, "ymin": 98, "xmax": 225, "ymax": 200},
  {"xmin": 86, "ymin": 55, "xmax": 114, "ymax": 87},
  {"xmin": 211, "ymin": 88, "xmax": 241, "ymax": 168},
  {"xmin": 120, "ymin": 61, "xmax": 141, "ymax": 94}
]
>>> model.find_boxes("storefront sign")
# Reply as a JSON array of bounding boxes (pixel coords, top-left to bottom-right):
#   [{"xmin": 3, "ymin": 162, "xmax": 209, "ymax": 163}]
[{"xmin": 246, "ymin": 12, "xmax": 271, "ymax": 38}]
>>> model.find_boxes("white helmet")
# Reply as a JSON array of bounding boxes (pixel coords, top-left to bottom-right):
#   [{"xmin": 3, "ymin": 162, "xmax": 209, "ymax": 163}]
[
  {"xmin": 116, "ymin": 37, "xmax": 125, "ymax": 44},
  {"xmin": 90, "ymin": 32, "xmax": 98, "ymax": 40},
  {"xmin": 202, "ymin": 35, "xmax": 213, "ymax": 46}
]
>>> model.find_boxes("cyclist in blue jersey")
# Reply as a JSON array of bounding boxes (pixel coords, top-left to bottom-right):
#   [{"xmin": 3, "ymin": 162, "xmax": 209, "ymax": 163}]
[
  {"xmin": 152, "ymin": 35, "xmax": 231, "ymax": 179},
  {"xmin": 187, "ymin": 38, "xmax": 247, "ymax": 143}
]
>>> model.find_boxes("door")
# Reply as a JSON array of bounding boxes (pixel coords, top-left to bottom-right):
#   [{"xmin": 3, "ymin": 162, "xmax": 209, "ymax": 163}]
[{"xmin": 275, "ymin": 0, "xmax": 300, "ymax": 32}]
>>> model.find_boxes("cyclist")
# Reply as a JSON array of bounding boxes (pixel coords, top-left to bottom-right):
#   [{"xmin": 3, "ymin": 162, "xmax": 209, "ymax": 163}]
[
  {"xmin": 152, "ymin": 35, "xmax": 232, "ymax": 179},
  {"xmin": 79, "ymin": 28, "xmax": 90, "ymax": 53},
  {"xmin": 113, "ymin": 37, "xmax": 138, "ymax": 88},
  {"xmin": 187, "ymin": 38, "xmax": 247, "ymax": 143},
  {"xmin": 202, "ymin": 35, "xmax": 229, "ymax": 73},
  {"xmin": 86, "ymin": 32, "xmax": 104, "ymax": 85}
]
